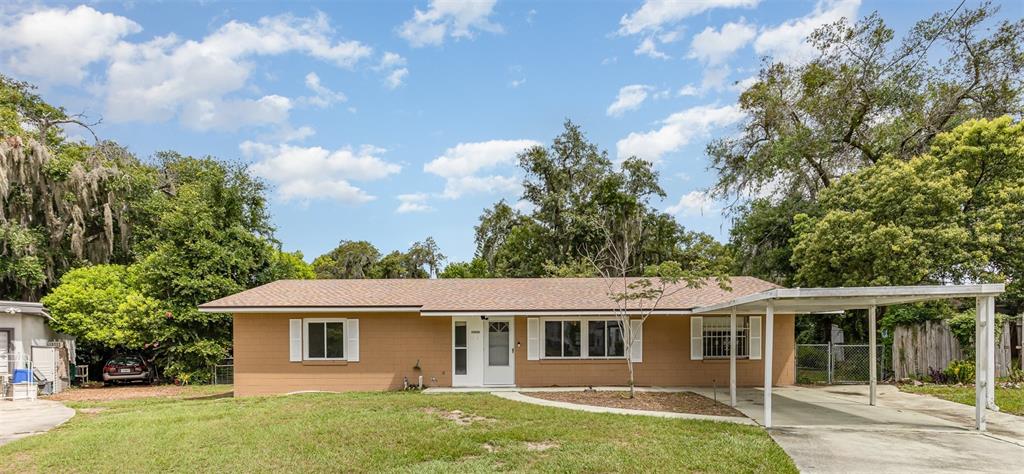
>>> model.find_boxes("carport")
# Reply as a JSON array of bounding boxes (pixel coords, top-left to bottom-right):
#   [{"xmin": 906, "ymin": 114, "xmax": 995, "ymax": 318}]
[{"xmin": 691, "ymin": 284, "xmax": 1006, "ymax": 431}]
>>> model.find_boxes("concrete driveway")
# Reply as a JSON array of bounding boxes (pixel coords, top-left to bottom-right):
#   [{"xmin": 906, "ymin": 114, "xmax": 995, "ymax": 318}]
[
  {"xmin": 691, "ymin": 385, "xmax": 1024, "ymax": 473},
  {"xmin": 0, "ymin": 400, "xmax": 76, "ymax": 446}
]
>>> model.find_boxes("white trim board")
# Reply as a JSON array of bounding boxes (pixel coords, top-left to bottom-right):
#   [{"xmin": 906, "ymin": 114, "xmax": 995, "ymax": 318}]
[{"xmin": 692, "ymin": 284, "xmax": 1006, "ymax": 315}]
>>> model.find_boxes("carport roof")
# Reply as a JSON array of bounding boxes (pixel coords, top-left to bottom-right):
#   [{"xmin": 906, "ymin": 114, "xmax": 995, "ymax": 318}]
[{"xmin": 691, "ymin": 284, "xmax": 1006, "ymax": 314}]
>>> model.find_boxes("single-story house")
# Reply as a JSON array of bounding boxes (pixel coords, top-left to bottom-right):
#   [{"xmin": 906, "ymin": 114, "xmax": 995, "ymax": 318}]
[
  {"xmin": 198, "ymin": 277, "xmax": 796, "ymax": 397},
  {"xmin": 201, "ymin": 278, "xmax": 1007, "ymax": 432},
  {"xmin": 1, "ymin": 300, "xmax": 76, "ymax": 398}
]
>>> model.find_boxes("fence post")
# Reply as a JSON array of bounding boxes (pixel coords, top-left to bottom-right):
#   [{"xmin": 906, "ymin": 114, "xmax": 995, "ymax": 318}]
[{"xmin": 827, "ymin": 342, "xmax": 833, "ymax": 384}]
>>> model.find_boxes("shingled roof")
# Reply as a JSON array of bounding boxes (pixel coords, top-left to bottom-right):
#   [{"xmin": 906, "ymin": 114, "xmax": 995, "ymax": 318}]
[{"xmin": 198, "ymin": 277, "xmax": 780, "ymax": 313}]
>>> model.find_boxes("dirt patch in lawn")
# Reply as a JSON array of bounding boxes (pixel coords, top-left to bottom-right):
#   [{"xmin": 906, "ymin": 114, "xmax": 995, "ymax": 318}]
[
  {"xmin": 45, "ymin": 385, "xmax": 231, "ymax": 402},
  {"xmin": 422, "ymin": 407, "xmax": 496, "ymax": 425},
  {"xmin": 524, "ymin": 391, "xmax": 745, "ymax": 417},
  {"xmin": 525, "ymin": 441, "xmax": 559, "ymax": 451}
]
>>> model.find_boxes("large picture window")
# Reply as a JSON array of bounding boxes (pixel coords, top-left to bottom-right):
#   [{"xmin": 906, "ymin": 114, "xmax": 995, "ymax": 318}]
[
  {"xmin": 544, "ymin": 319, "xmax": 626, "ymax": 359},
  {"xmin": 304, "ymin": 319, "xmax": 346, "ymax": 360},
  {"xmin": 545, "ymin": 320, "xmax": 581, "ymax": 357},
  {"xmin": 702, "ymin": 316, "xmax": 748, "ymax": 359},
  {"xmin": 587, "ymin": 321, "xmax": 625, "ymax": 357}
]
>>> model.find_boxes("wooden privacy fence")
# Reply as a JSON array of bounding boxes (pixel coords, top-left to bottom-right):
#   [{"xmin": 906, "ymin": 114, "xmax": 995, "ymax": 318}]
[{"xmin": 892, "ymin": 320, "xmax": 1011, "ymax": 379}]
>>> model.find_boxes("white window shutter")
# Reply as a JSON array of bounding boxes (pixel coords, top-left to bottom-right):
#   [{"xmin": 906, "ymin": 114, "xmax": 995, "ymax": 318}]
[
  {"xmin": 289, "ymin": 319, "xmax": 302, "ymax": 362},
  {"xmin": 749, "ymin": 316, "xmax": 762, "ymax": 360},
  {"xmin": 629, "ymin": 320, "xmax": 643, "ymax": 362},
  {"xmin": 346, "ymin": 318, "xmax": 360, "ymax": 362},
  {"xmin": 527, "ymin": 318, "xmax": 539, "ymax": 360},
  {"xmin": 690, "ymin": 316, "xmax": 703, "ymax": 360}
]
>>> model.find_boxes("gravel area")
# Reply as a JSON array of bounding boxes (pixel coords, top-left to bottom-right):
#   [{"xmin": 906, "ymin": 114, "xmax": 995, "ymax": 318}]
[
  {"xmin": 45, "ymin": 384, "xmax": 231, "ymax": 402},
  {"xmin": 524, "ymin": 391, "xmax": 745, "ymax": 417}
]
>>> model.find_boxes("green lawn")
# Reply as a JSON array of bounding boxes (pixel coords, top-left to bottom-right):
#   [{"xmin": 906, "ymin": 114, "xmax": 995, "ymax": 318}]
[
  {"xmin": 899, "ymin": 384, "xmax": 1024, "ymax": 416},
  {"xmin": 1, "ymin": 391, "xmax": 795, "ymax": 473}
]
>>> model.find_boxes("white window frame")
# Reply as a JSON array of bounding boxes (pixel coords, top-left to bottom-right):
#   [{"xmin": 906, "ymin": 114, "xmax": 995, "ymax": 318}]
[
  {"xmin": 540, "ymin": 317, "xmax": 628, "ymax": 360},
  {"xmin": 453, "ymin": 321, "xmax": 468, "ymax": 375},
  {"xmin": 702, "ymin": 316, "xmax": 750, "ymax": 360},
  {"xmin": 303, "ymin": 318, "xmax": 347, "ymax": 361}
]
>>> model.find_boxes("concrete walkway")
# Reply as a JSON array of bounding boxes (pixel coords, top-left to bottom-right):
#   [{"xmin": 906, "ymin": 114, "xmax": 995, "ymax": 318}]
[
  {"xmin": 490, "ymin": 391, "xmax": 756, "ymax": 425},
  {"xmin": 0, "ymin": 400, "xmax": 76, "ymax": 446},
  {"xmin": 690, "ymin": 385, "xmax": 1024, "ymax": 474}
]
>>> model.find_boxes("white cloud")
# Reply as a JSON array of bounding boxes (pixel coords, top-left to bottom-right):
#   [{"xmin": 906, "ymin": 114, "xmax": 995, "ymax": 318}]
[
  {"xmin": 665, "ymin": 190, "xmax": 719, "ymax": 217},
  {"xmin": 396, "ymin": 193, "xmax": 433, "ymax": 213},
  {"xmin": 619, "ymin": 0, "xmax": 759, "ymax": 36},
  {"xmin": 508, "ymin": 65, "xmax": 526, "ymax": 88},
  {"xmin": 0, "ymin": 5, "xmax": 141, "ymax": 85},
  {"xmin": 0, "ymin": 8, "xmax": 373, "ymax": 131},
  {"xmin": 424, "ymin": 139, "xmax": 540, "ymax": 199},
  {"xmin": 260, "ymin": 125, "xmax": 317, "ymax": 143},
  {"xmin": 399, "ymin": 0, "xmax": 502, "ymax": 47},
  {"xmin": 301, "ymin": 72, "xmax": 346, "ymax": 108},
  {"xmin": 512, "ymin": 199, "xmax": 536, "ymax": 213},
  {"xmin": 678, "ymin": 84, "xmax": 699, "ymax": 96},
  {"xmin": 607, "ymin": 85, "xmax": 652, "ymax": 117},
  {"xmin": 385, "ymin": 68, "xmax": 409, "ymax": 89},
  {"xmin": 688, "ymin": 20, "xmax": 756, "ymax": 65},
  {"xmin": 730, "ymin": 75, "xmax": 758, "ymax": 92},
  {"xmin": 701, "ymin": 65, "xmax": 733, "ymax": 90},
  {"xmin": 440, "ymin": 175, "xmax": 522, "ymax": 199},
  {"xmin": 634, "ymin": 37, "xmax": 670, "ymax": 60},
  {"xmin": 377, "ymin": 52, "xmax": 409, "ymax": 89},
  {"xmin": 180, "ymin": 95, "xmax": 292, "ymax": 132},
  {"xmin": 754, "ymin": 0, "xmax": 861, "ymax": 64},
  {"xmin": 657, "ymin": 29, "xmax": 684, "ymax": 43},
  {"xmin": 379, "ymin": 51, "xmax": 407, "ymax": 69},
  {"xmin": 104, "ymin": 13, "xmax": 371, "ymax": 128},
  {"xmin": 242, "ymin": 142, "xmax": 400, "ymax": 203},
  {"xmin": 616, "ymin": 104, "xmax": 746, "ymax": 162}
]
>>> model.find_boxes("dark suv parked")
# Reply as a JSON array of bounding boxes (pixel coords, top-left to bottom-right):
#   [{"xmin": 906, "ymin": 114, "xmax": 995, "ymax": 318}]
[{"xmin": 102, "ymin": 355, "xmax": 152, "ymax": 384}]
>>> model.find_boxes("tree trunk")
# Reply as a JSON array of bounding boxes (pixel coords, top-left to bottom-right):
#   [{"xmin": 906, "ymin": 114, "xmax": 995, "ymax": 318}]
[{"xmin": 627, "ymin": 359, "xmax": 635, "ymax": 398}]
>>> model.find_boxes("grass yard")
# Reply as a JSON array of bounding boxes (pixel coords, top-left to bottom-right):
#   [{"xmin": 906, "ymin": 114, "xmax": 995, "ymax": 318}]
[
  {"xmin": 1, "ymin": 390, "xmax": 795, "ymax": 473},
  {"xmin": 899, "ymin": 384, "xmax": 1024, "ymax": 416}
]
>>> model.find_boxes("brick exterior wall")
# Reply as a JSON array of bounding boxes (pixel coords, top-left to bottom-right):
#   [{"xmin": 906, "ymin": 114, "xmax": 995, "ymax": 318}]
[
  {"xmin": 233, "ymin": 312, "xmax": 452, "ymax": 396},
  {"xmin": 232, "ymin": 312, "xmax": 795, "ymax": 396}
]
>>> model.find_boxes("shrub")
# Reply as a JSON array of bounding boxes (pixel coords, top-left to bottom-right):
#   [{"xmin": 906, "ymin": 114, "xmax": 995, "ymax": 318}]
[{"xmin": 943, "ymin": 359, "xmax": 976, "ymax": 385}]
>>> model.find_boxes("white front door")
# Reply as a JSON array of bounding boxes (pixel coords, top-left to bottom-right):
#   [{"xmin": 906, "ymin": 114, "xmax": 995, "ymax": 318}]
[
  {"xmin": 483, "ymin": 318, "xmax": 514, "ymax": 386},
  {"xmin": 452, "ymin": 318, "xmax": 484, "ymax": 387}
]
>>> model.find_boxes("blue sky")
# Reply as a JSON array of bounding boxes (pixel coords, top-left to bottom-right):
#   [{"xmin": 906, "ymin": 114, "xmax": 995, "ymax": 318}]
[{"xmin": 0, "ymin": 0, "xmax": 995, "ymax": 264}]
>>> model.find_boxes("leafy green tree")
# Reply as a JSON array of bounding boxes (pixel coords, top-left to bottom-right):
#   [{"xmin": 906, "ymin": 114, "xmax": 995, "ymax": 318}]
[
  {"xmin": 1, "ymin": 74, "xmax": 99, "ymax": 146},
  {"xmin": 269, "ymin": 250, "xmax": 315, "ymax": 280},
  {"xmin": 727, "ymin": 197, "xmax": 812, "ymax": 286},
  {"xmin": 471, "ymin": 121, "xmax": 721, "ymax": 278},
  {"xmin": 474, "ymin": 200, "xmax": 523, "ymax": 275},
  {"xmin": 369, "ymin": 251, "xmax": 419, "ymax": 278},
  {"xmin": 0, "ymin": 138, "xmax": 153, "ymax": 300},
  {"xmin": 439, "ymin": 258, "xmax": 489, "ymax": 278},
  {"xmin": 312, "ymin": 240, "xmax": 381, "ymax": 279},
  {"xmin": 492, "ymin": 219, "xmax": 549, "ymax": 277},
  {"xmin": 708, "ymin": 3, "xmax": 1023, "ymax": 201},
  {"xmin": 42, "ymin": 264, "xmax": 163, "ymax": 350},
  {"xmin": 0, "ymin": 224, "xmax": 45, "ymax": 294},
  {"xmin": 133, "ymin": 152, "xmax": 278, "ymax": 382},
  {"xmin": 791, "ymin": 117, "xmax": 1023, "ymax": 313},
  {"xmin": 406, "ymin": 237, "xmax": 447, "ymax": 278}
]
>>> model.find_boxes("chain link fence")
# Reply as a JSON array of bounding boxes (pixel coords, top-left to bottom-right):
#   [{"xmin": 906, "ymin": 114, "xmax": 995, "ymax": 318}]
[
  {"xmin": 212, "ymin": 359, "xmax": 233, "ymax": 385},
  {"xmin": 797, "ymin": 343, "xmax": 888, "ymax": 384}
]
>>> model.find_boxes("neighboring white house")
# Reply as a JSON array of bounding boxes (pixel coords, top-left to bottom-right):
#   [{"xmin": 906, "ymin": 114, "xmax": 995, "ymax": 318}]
[{"xmin": 1, "ymin": 300, "xmax": 76, "ymax": 398}]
